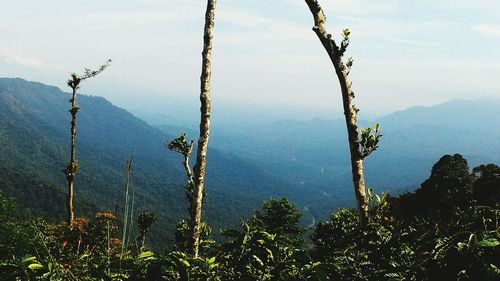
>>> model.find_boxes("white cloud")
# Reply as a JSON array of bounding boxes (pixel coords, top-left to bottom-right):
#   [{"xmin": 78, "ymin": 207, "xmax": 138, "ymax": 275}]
[
  {"xmin": 1, "ymin": 0, "xmax": 499, "ymax": 117},
  {"xmin": 7, "ymin": 9, "xmax": 202, "ymax": 33},
  {"xmin": 218, "ymin": 8, "xmax": 283, "ymax": 28},
  {"xmin": 80, "ymin": 11, "xmax": 186, "ymax": 25},
  {"xmin": 378, "ymin": 36, "xmax": 438, "ymax": 47},
  {"xmin": 0, "ymin": 46, "xmax": 59, "ymax": 69},
  {"xmin": 287, "ymin": 0, "xmax": 398, "ymax": 16},
  {"xmin": 324, "ymin": 0, "xmax": 398, "ymax": 15},
  {"xmin": 130, "ymin": 0, "xmax": 202, "ymax": 8},
  {"xmin": 472, "ymin": 24, "xmax": 500, "ymax": 38}
]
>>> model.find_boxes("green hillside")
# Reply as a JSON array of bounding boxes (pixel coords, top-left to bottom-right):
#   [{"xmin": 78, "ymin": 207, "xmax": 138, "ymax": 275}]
[{"xmin": 0, "ymin": 78, "xmax": 326, "ymax": 249}]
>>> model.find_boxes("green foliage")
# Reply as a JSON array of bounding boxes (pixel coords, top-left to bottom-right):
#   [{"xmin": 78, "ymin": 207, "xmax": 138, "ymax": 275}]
[
  {"xmin": 472, "ymin": 164, "xmax": 500, "ymax": 207},
  {"xmin": 167, "ymin": 132, "xmax": 194, "ymax": 159},
  {"xmin": 248, "ymin": 198, "xmax": 304, "ymax": 247},
  {"xmin": 174, "ymin": 219, "xmax": 215, "ymax": 255},
  {"xmin": 339, "ymin": 28, "xmax": 350, "ymax": 55},
  {"xmin": 306, "ymin": 155, "xmax": 499, "ymax": 280},
  {"xmin": 342, "ymin": 28, "xmax": 351, "ymax": 40},
  {"xmin": 137, "ymin": 211, "xmax": 158, "ymax": 247},
  {"xmin": 210, "ymin": 198, "xmax": 321, "ymax": 280},
  {"xmin": 358, "ymin": 123, "xmax": 382, "ymax": 158},
  {"xmin": 218, "ymin": 222, "xmax": 320, "ymax": 281},
  {"xmin": 428, "ymin": 205, "xmax": 500, "ymax": 280},
  {"xmin": 420, "ymin": 154, "xmax": 473, "ymax": 205},
  {"xmin": 391, "ymin": 154, "xmax": 475, "ymax": 220},
  {"xmin": 311, "ymin": 208, "xmax": 359, "ymax": 259},
  {"xmin": 346, "ymin": 57, "xmax": 353, "ymax": 68},
  {"xmin": 67, "ymin": 59, "xmax": 112, "ymax": 90},
  {"xmin": 310, "ymin": 194, "xmax": 499, "ymax": 280},
  {"xmin": 2, "ymin": 158, "xmax": 500, "ymax": 280},
  {"xmin": 345, "ymin": 57, "xmax": 354, "ymax": 74},
  {"xmin": 167, "ymin": 132, "xmax": 197, "ymax": 219}
]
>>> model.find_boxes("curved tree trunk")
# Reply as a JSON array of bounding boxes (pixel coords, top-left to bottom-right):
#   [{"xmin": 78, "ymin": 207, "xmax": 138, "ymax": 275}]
[
  {"xmin": 191, "ymin": 0, "xmax": 217, "ymax": 258},
  {"xmin": 304, "ymin": 0, "xmax": 369, "ymax": 227}
]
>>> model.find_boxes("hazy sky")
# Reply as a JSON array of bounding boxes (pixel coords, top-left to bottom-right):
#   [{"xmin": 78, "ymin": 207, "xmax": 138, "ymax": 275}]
[{"xmin": 1, "ymin": 0, "xmax": 500, "ymax": 119}]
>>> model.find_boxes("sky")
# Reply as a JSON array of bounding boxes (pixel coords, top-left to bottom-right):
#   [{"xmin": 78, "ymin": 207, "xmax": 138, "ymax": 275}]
[{"xmin": 1, "ymin": 0, "xmax": 500, "ymax": 121}]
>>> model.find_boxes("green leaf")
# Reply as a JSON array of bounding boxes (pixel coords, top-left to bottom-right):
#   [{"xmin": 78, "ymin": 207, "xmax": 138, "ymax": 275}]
[
  {"xmin": 265, "ymin": 248, "xmax": 274, "ymax": 260},
  {"xmin": 477, "ymin": 238, "xmax": 500, "ymax": 248},
  {"xmin": 138, "ymin": 251, "xmax": 155, "ymax": 260},
  {"xmin": 342, "ymin": 28, "xmax": 351, "ymax": 38},
  {"xmin": 22, "ymin": 256, "xmax": 37, "ymax": 263},
  {"xmin": 252, "ymin": 255, "xmax": 264, "ymax": 267},
  {"xmin": 110, "ymin": 273, "xmax": 129, "ymax": 279},
  {"xmin": 490, "ymin": 264, "xmax": 500, "ymax": 274},
  {"xmin": 180, "ymin": 259, "xmax": 191, "ymax": 267},
  {"xmin": 28, "ymin": 263, "xmax": 44, "ymax": 270},
  {"xmin": 79, "ymin": 253, "xmax": 90, "ymax": 260},
  {"xmin": 346, "ymin": 57, "xmax": 354, "ymax": 68}
]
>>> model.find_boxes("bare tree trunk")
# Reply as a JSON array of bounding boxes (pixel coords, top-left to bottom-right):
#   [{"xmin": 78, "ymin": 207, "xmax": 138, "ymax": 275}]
[
  {"xmin": 304, "ymin": 0, "xmax": 369, "ymax": 227},
  {"xmin": 121, "ymin": 156, "xmax": 133, "ymax": 254},
  {"xmin": 182, "ymin": 144, "xmax": 195, "ymax": 221},
  {"xmin": 65, "ymin": 87, "xmax": 79, "ymax": 225},
  {"xmin": 183, "ymin": 147, "xmax": 194, "ymax": 186},
  {"xmin": 191, "ymin": 0, "xmax": 217, "ymax": 258},
  {"xmin": 64, "ymin": 60, "xmax": 111, "ymax": 227},
  {"xmin": 139, "ymin": 230, "xmax": 146, "ymax": 248}
]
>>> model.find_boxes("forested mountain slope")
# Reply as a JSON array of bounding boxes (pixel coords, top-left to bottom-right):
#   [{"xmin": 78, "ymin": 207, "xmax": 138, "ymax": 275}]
[{"xmin": 0, "ymin": 77, "xmax": 323, "ymax": 247}]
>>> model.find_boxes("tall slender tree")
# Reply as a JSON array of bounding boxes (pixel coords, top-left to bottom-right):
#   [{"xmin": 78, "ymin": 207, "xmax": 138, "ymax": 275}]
[
  {"xmin": 190, "ymin": 0, "xmax": 217, "ymax": 258},
  {"xmin": 167, "ymin": 132, "xmax": 195, "ymax": 218},
  {"xmin": 64, "ymin": 59, "xmax": 111, "ymax": 226},
  {"xmin": 121, "ymin": 154, "xmax": 134, "ymax": 255},
  {"xmin": 304, "ymin": 0, "xmax": 381, "ymax": 227}
]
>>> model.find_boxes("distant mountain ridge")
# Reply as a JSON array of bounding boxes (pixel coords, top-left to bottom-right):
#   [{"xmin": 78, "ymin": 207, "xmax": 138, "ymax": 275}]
[
  {"xmin": 379, "ymin": 98, "xmax": 500, "ymax": 133},
  {"xmin": 155, "ymin": 97, "xmax": 500, "ymax": 206}
]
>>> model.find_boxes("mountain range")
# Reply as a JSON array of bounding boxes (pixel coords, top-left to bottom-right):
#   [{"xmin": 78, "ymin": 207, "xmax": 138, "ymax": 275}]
[
  {"xmin": 0, "ymin": 78, "xmax": 311, "ymax": 248},
  {"xmin": 154, "ymin": 98, "xmax": 500, "ymax": 218},
  {"xmin": 1, "ymin": 77, "xmax": 498, "ymax": 249}
]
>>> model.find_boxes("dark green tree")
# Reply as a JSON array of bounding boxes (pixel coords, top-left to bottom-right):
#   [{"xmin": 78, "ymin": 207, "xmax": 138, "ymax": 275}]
[
  {"xmin": 418, "ymin": 154, "xmax": 473, "ymax": 214},
  {"xmin": 248, "ymin": 198, "xmax": 304, "ymax": 247},
  {"xmin": 311, "ymin": 208, "xmax": 359, "ymax": 260},
  {"xmin": 391, "ymin": 154, "xmax": 474, "ymax": 219},
  {"xmin": 215, "ymin": 198, "xmax": 315, "ymax": 280},
  {"xmin": 137, "ymin": 211, "xmax": 158, "ymax": 248},
  {"xmin": 472, "ymin": 164, "xmax": 500, "ymax": 207}
]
